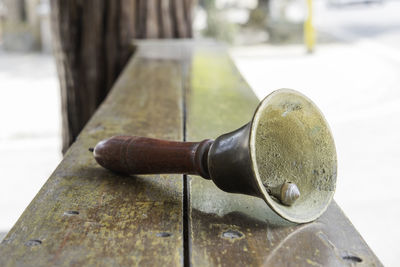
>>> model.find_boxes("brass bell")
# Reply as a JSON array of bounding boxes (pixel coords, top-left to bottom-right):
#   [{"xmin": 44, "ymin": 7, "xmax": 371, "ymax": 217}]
[{"xmin": 92, "ymin": 89, "xmax": 337, "ymax": 223}]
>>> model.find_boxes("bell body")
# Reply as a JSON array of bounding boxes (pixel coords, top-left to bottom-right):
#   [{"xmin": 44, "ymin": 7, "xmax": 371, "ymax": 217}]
[{"xmin": 208, "ymin": 123, "xmax": 260, "ymax": 198}]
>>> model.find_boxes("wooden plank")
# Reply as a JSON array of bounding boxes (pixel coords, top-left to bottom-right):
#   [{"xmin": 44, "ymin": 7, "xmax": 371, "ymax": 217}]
[
  {"xmin": 0, "ymin": 40, "xmax": 383, "ymax": 266},
  {"xmin": 185, "ymin": 45, "xmax": 383, "ymax": 266},
  {"xmin": 0, "ymin": 45, "xmax": 185, "ymax": 266}
]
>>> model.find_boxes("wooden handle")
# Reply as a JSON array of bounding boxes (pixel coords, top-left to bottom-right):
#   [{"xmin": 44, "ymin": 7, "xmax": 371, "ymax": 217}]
[{"xmin": 93, "ymin": 136, "xmax": 213, "ymax": 178}]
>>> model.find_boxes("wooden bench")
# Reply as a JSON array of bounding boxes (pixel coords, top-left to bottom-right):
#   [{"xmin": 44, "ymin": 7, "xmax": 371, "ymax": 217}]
[{"xmin": 0, "ymin": 40, "xmax": 382, "ymax": 266}]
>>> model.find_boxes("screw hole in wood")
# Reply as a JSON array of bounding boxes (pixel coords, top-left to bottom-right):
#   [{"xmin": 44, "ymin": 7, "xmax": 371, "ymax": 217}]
[
  {"xmin": 63, "ymin": 210, "xmax": 79, "ymax": 216},
  {"xmin": 222, "ymin": 229, "xmax": 243, "ymax": 239},
  {"xmin": 156, "ymin": 232, "xmax": 172, "ymax": 238},
  {"xmin": 342, "ymin": 255, "xmax": 362, "ymax": 263},
  {"xmin": 25, "ymin": 239, "xmax": 42, "ymax": 247}
]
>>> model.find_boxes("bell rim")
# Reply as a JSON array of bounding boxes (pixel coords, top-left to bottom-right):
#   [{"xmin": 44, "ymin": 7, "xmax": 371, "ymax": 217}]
[{"xmin": 249, "ymin": 88, "xmax": 337, "ymax": 223}]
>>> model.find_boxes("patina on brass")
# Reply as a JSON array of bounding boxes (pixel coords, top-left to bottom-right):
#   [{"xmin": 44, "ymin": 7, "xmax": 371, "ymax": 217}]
[
  {"xmin": 208, "ymin": 89, "xmax": 337, "ymax": 223},
  {"xmin": 253, "ymin": 89, "xmax": 337, "ymax": 223},
  {"xmin": 93, "ymin": 89, "xmax": 337, "ymax": 223}
]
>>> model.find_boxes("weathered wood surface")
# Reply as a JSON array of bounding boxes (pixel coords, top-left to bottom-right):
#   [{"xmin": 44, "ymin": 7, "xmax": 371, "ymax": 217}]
[
  {"xmin": 0, "ymin": 45, "xmax": 185, "ymax": 266},
  {"xmin": 0, "ymin": 40, "xmax": 382, "ymax": 266},
  {"xmin": 184, "ymin": 44, "xmax": 382, "ymax": 266}
]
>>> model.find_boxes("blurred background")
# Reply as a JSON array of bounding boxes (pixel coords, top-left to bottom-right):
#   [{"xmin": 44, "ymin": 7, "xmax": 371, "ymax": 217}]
[{"xmin": 0, "ymin": 0, "xmax": 399, "ymax": 265}]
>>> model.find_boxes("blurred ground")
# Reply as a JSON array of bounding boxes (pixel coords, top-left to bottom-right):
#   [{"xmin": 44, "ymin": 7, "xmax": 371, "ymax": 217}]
[
  {"xmin": 231, "ymin": 1, "xmax": 400, "ymax": 266},
  {"xmin": 0, "ymin": 50, "xmax": 62, "ymax": 234},
  {"xmin": 0, "ymin": 1, "xmax": 399, "ymax": 266}
]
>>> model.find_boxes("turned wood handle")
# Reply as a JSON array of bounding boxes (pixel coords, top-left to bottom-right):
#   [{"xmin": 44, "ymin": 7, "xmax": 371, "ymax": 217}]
[{"xmin": 93, "ymin": 136, "xmax": 213, "ymax": 178}]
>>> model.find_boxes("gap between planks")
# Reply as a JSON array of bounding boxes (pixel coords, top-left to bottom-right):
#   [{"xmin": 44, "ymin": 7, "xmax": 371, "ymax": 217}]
[{"xmin": 182, "ymin": 54, "xmax": 190, "ymax": 267}]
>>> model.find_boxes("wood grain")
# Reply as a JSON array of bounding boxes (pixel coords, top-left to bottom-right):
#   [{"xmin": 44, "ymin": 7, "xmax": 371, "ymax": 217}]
[
  {"xmin": 0, "ymin": 46, "xmax": 185, "ymax": 266},
  {"xmin": 51, "ymin": 0, "xmax": 193, "ymax": 153},
  {"xmin": 92, "ymin": 136, "xmax": 213, "ymax": 177}
]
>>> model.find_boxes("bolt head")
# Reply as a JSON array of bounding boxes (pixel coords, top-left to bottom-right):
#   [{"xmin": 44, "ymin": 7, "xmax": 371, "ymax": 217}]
[{"xmin": 280, "ymin": 182, "xmax": 300, "ymax": 206}]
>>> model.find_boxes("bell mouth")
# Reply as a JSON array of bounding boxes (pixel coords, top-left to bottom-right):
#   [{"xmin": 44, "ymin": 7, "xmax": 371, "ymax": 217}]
[{"xmin": 249, "ymin": 89, "xmax": 337, "ymax": 223}]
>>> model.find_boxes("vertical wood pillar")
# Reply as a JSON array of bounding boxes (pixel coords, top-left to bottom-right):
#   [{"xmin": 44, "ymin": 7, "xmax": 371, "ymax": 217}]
[{"xmin": 50, "ymin": 0, "xmax": 193, "ymax": 153}]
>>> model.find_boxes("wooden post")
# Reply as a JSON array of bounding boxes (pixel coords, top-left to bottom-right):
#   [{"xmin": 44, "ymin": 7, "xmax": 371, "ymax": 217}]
[{"xmin": 50, "ymin": 0, "xmax": 194, "ymax": 154}]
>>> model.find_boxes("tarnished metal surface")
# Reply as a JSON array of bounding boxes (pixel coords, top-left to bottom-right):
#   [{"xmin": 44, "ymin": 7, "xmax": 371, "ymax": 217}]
[
  {"xmin": 186, "ymin": 45, "xmax": 382, "ymax": 266},
  {"xmin": 250, "ymin": 89, "xmax": 337, "ymax": 223},
  {"xmin": 0, "ymin": 47, "xmax": 185, "ymax": 266},
  {"xmin": 203, "ymin": 88, "xmax": 337, "ymax": 223}
]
